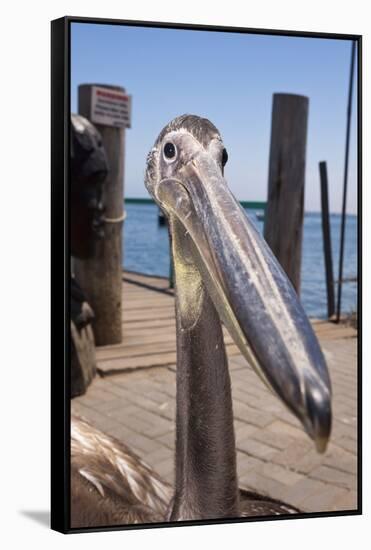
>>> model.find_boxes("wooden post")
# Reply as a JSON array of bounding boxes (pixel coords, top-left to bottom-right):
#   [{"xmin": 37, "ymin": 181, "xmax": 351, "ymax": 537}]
[
  {"xmin": 319, "ymin": 162, "xmax": 335, "ymax": 319},
  {"xmin": 74, "ymin": 84, "xmax": 125, "ymax": 345},
  {"xmin": 264, "ymin": 93, "xmax": 309, "ymax": 294}
]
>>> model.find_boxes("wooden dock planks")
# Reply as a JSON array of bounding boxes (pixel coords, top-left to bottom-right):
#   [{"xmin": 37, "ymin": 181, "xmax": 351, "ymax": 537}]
[
  {"xmin": 95, "ymin": 271, "xmax": 357, "ymax": 375},
  {"xmin": 73, "ymin": 271, "xmax": 358, "ymax": 513}
]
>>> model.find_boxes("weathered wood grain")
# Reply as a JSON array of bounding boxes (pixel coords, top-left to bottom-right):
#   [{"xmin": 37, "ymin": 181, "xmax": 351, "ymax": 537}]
[
  {"xmin": 74, "ymin": 84, "xmax": 126, "ymax": 345},
  {"xmin": 94, "ymin": 272, "xmax": 356, "ymax": 376},
  {"xmin": 264, "ymin": 93, "xmax": 309, "ymax": 294}
]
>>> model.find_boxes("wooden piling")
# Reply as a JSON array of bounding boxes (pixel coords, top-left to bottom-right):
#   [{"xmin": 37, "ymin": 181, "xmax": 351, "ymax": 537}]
[
  {"xmin": 319, "ymin": 162, "xmax": 335, "ymax": 319},
  {"xmin": 74, "ymin": 84, "xmax": 126, "ymax": 345},
  {"xmin": 264, "ymin": 93, "xmax": 309, "ymax": 294}
]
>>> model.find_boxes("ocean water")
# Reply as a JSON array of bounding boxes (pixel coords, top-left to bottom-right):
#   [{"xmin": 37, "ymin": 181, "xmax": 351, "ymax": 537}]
[{"xmin": 123, "ymin": 203, "xmax": 358, "ymax": 319}]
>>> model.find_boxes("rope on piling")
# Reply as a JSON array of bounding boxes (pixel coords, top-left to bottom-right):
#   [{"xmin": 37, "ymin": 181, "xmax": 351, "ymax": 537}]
[{"xmin": 103, "ymin": 210, "xmax": 127, "ymax": 223}]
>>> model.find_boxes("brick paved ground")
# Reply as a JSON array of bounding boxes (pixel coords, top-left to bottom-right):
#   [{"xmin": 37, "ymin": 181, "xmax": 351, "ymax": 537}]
[
  {"xmin": 72, "ymin": 273, "xmax": 357, "ymax": 512},
  {"xmin": 72, "ymin": 273, "xmax": 358, "ymax": 515}
]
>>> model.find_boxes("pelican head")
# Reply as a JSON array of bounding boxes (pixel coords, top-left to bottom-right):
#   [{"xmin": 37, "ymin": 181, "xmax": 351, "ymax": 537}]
[{"xmin": 145, "ymin": 114, "xmax": 331, "ymax": 453}]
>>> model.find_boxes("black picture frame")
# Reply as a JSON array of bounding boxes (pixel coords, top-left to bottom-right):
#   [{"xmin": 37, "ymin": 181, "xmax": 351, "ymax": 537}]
[{"xmin": 51, "ymin": 15, "xmax": 362, "ymax": 534}]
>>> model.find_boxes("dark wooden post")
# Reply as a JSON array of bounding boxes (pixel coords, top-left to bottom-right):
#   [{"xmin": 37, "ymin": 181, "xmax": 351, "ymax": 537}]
[
  {"xmin": 74, "ymin": 84, "xmax": 126, "ymax": 345},
  {"xmin": 264, "ymin": 93, "xmax": 309, "ymax": 294},
  {"xmin": 319, "ymin": 162, "xmax": 335, "ymax": 319}
]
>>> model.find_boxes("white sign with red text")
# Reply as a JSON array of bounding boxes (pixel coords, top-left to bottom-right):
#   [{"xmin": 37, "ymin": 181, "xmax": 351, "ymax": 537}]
[{"xmin": 91, "ymin": 86, "xmax": 132, "ymax": 128}]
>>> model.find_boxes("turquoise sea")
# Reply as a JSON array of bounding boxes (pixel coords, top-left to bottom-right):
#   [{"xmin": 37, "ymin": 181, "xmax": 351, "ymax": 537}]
[{"xmin": 123, "ymin": 203, "xmax": 358, "ymax": 319}]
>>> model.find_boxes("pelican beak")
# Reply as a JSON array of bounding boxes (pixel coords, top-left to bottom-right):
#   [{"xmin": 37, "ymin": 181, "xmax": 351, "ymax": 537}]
[{"xmin": 157, "ymin": 149, "xmax": 332, "ymax": 453}]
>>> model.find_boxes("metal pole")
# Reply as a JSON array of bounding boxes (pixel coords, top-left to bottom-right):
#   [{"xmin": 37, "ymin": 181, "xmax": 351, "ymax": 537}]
[
  {"xmin": 336, "ymin": 41, "xmax": 356, "ymax": 323},
  {"xmin": 319, "ymin": 162, "xmax": 335, "ymax": 319}
]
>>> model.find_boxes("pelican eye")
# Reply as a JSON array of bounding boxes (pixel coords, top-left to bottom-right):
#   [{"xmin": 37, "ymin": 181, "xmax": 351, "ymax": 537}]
[
  {"xmin": 163, "ymin": 142, "xmax": 177, "ymax": 161},
  {"xmin": 222, "ymin": 148, "xmax": 228, "ymax": 167}
]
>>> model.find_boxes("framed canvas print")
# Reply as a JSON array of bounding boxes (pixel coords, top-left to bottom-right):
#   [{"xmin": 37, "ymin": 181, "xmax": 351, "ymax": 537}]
[{"xmin": 51, "ymin": 16, "xmax": 362, "ymax": 533}]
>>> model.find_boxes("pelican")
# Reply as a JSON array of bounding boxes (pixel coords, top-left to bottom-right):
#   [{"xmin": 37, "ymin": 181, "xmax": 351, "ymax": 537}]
[{"xmin": 71, "ymin": 114, "xmax": 331, "ymax": 528}]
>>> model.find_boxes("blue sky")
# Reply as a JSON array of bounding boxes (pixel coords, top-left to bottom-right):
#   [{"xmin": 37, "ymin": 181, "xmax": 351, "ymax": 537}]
[{"xmin": 71, "ymin": 23, "xmax": 358, "ymax": 214}]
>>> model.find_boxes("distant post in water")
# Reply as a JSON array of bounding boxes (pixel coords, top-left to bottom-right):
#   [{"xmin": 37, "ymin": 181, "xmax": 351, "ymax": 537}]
[
  {"xmin": 264, "ymin": 93, "xmax": 309, "ymax": 294},
  {"xmin": 319, "ymin": 161, "xmax": 335, "ymax": 319},
  {"xmin": 75, "ymin": 84, "xmax": 132, "ymax": 345}
]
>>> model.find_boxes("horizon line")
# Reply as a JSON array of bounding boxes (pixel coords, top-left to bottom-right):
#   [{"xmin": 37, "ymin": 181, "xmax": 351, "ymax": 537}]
[{"xmin": 124, "ymin": 196, "xmax": 358, "ymax": 216}]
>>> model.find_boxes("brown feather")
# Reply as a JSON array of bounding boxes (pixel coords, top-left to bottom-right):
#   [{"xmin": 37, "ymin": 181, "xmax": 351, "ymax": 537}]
[{"xmin": 71, "ymin": 416, "xmax": 172, "ymax": 528}]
